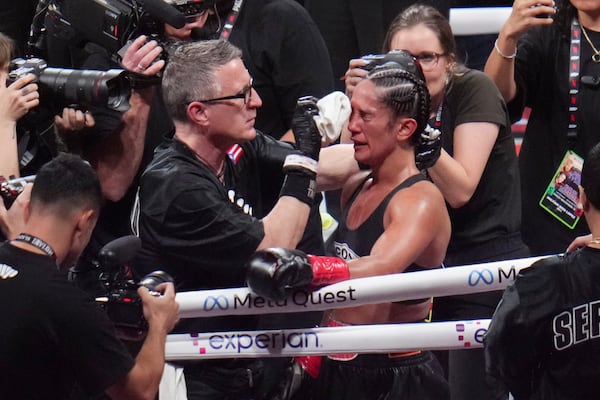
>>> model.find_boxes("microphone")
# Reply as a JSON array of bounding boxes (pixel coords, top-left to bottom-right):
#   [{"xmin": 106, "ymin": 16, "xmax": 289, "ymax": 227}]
[
  {"xmin": 140, "ymin": 0, "xmax": 186, "ymax": 29},
  {"xmin": 97, "ymin": 235, "xmax": 142, "ymax": 273}
]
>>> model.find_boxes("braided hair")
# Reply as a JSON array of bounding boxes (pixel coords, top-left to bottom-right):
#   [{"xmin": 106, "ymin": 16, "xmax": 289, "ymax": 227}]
[{"xmin": 366, "ymin": 60, "xmax": 430, "ymax": 146}]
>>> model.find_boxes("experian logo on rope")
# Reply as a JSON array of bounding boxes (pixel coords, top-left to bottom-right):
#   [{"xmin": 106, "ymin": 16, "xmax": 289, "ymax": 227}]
[
  {"xmin": 202, "ymin": 287, "xmax": 358, "ymax": 312},
  {"xmin": 199, "ymin": 331, "xmax": 321, "ymax": 354}
]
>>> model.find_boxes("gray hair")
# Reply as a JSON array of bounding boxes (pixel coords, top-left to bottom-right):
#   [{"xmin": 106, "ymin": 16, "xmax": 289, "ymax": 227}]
[{"xmin": 162, "ymin": 39, "xmax": 243, "ymax": 122}]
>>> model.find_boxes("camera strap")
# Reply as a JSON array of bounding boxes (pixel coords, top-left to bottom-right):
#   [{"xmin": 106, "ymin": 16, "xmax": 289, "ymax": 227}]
[
  {"xmin": 219, "ymin": 0, "xmax": 244, "ymax": 40},
  {"xmin": 568, "ymin": 19, "xmax": 582, "ymax": 149},
  {"xmin": 14, "ymin": 233, "xmax": 56, "ymax": 259}
]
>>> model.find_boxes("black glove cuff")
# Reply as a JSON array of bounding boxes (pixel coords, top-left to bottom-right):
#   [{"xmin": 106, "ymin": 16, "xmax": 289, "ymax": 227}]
[{"xmin": 279, "ymin": 173, "xmax": 317, "ymax": 206}]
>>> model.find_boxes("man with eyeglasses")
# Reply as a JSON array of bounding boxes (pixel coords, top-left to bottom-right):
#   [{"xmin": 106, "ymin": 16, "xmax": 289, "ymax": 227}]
[
  {"xmin": 130, "ymin": 39, "xmax": 325, "ymax": 400},
  {"xmin": 162, "ymin": 0, "xmax": 334, "ymax": 142}
]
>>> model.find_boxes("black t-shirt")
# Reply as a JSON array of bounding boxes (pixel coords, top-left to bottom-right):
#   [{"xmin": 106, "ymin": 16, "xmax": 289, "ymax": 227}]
[
  {"xmin": 0, "ymin": 0, "xmax": 38, "ymax": 56},
  {"xmin": 440, "ymin": 69, "xmax": 522, "ymax": 253},
  {"xmin": 228, "ymin": 0, "xmax": 335, "ymax": 139},
  {"xmin": 512, "ymin": 25, "xmax": 600, "ymax": 255},
  {"xmin": 485, "ymin": 247, "xmax": 600, "ymax": 399},
  {"xmin": 133, "ymin": 132, "xmax": 323, "ymax": 333},
  {"xmin": 0, "ymin": 243, "xmax": 134, "ymax": 399}
]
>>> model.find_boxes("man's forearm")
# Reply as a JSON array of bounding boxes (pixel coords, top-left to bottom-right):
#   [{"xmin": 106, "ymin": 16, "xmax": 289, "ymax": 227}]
[
  {"xmin": 106, "ymin": 322, "xmax": 168, "ymax": 400},
  {"xmin": 91, "ymin": 87, "xmax": 155, "ymax": 202}
]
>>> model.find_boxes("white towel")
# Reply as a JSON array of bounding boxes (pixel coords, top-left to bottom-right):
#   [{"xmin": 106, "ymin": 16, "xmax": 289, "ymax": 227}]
[
  {"xmin": 159, "ymin": 362, "xmax": 187, "ymax": 400},
  {"xmin": 314, "ymin": 91, "xmax": 351, "ymax": 145}
]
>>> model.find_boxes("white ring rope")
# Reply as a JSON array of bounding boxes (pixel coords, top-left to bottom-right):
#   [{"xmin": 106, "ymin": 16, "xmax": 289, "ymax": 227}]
[
  {"xmin": 175, "ymin": 255, "xmax": 550, "ymax": 319},
  {"xmin": 449, "ymin": 7, "xmax": 511, "ymax": 36},
  {"xmin": 165, "ymin": 319, "xmax": 490, "ymax": 361},
  {"xmin": 166, "ymin": 255, "xmax": 551, "ymax": 360}
]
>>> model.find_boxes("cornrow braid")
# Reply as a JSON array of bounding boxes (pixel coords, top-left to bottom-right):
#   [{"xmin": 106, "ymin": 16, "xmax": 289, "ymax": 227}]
[{"xmin": 367, "ymin": 63, "xmax": 430, "ymax": 146}]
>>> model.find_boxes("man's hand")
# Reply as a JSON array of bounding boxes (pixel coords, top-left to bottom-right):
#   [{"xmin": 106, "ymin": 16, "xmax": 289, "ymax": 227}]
[
  {"xmin": 566, "ymin": 234, "xmax": 592, "ymax": 253},
  {"xmin": 0, "ymin": 183, "xmax": 31, "ymax": 239},
  {"xmin": 54, "ymin": 107, "xmax": 96, "ymax": 153},
  {"xmin": 121, "ymin": 35, "xmax": 165, "ymax": 76},
  {"xmin": 139, "ymin": 282, "xmax": 179, "ymax": 334},
  {"xmin": 55, "ymin": 107, "xmax": 96, "ymax": 133},
  {"xmin": 0, "ymin": 73, "xmax": 39, "ymax": 123}
]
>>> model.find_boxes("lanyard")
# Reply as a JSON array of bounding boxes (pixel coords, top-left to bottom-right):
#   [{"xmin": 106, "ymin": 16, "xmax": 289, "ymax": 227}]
[
  {"xmin": 568, "ymin": 19, "xmax": 582, "ymax": 148},
  {"xmin": 432, "ymin": 103, "xmax": 443, "ymax": 130},
  {"xmin": 219, "ymin": 0, "xmax": 244, "ymax": 40},
  {"xmin": 14, "ymin": 233, "xmax": 56, "ymax": 258}
]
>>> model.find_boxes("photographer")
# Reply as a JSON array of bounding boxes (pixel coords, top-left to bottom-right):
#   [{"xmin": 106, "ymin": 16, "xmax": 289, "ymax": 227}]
[
  {"xmin": 52, "ymin": 33, "xmax": 173, "ymax": 300},
  {"xmin": 0, "ymin": 153, "xmax": 179, "ymax": 400},
  {"xmin": 0, "ymin": 33, "xmax": 39, "ymax": 179}
]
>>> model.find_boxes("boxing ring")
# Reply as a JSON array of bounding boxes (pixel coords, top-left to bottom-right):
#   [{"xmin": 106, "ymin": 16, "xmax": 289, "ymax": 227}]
[
  {"xmin": 166, "ymin": 255, "xmax": 549, "ymax": 361},
  {"xmin": 163, "ymin": 5, "xmax": 523, "ymax": 362}
]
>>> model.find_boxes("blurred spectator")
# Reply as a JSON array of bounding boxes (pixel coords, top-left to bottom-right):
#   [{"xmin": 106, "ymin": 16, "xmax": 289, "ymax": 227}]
[
  {"xmin": 303, "ymin": 0, "xmax": 451, "ymax": 92},
  {"xmin": 484, "ymin": 0, "xmax": 600, "ymax": 255},
  {"xmin": 0, "ymin": 33, "xmax": 39, "ymax": 179},
  {"xmin": 485, "ymin": 141, "xmax": 600, "ymax": 400},
  {"xmin": 0, "ymin": 0, "xmax": 38, "ymax": 57}
]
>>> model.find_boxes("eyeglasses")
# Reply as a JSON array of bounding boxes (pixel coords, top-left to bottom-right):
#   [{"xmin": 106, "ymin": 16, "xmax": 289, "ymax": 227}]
[
  {"xmin": 407, "ymin": 52, "xmax": 446, "ymax": 71},
  {"xmin": 198, "ymin": 78, "xmax": 254, "ymax": 105}
]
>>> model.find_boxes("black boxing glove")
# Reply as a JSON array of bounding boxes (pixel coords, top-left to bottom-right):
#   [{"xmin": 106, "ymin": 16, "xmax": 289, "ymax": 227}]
[
  {"xmin": 246, "ymin": 247, "xmax": 350, "ymax": 301},
  {"xmin": 280, "ymin": 97, "xmax": 322, "ymax": 206},
  {"xmin": 415, "ymin": 123, "xmax": 442, "ymax": 170},
  {"xmin": 288, "ymin": 96, "xmax": 322, "ymax": 169}
]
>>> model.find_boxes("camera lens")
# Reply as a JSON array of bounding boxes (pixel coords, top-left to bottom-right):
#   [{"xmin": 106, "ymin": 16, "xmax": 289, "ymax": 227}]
[{"xmin": 38, "ymin": 68, "xmax": 131, "ymax": 112}]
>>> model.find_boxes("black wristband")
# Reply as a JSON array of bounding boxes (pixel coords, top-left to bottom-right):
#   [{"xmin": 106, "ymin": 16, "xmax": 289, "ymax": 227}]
[{"xmin": 279, "ymin": 172, "xmax": 316, "ymax": 206}]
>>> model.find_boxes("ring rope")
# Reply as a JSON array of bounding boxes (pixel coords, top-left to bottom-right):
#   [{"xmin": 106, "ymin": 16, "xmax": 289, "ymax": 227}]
[
  {"xmin": 165, "ymin": 319, "xmax": 491, "ymax": 361},
  {"xmin": 449, "ymin": 6, "xmax": 511, "ymax": 36},
  {"xmin": 176, "ymin": 255, "xmax": 549, "ymax": 319}
]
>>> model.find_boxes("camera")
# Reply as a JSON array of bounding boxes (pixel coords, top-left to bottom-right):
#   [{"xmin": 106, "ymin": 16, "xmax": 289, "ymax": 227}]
[
  {"xmin": 41, "ymin": 0, "xmax": 201, "ymax": 60},
  {"xmin": 0, "ymin": 175, "xmax": 35, "ymax": 209},
  {"xmin": 91, "ymin": 236, "xmax": 174, "ymax": 340},
  {"xmin": 8, "ymin": 58, "xmax": 131, "ymax": 112},
  {"xmin": 360, "ymin": 50, "xmax": 422, "ymax": 78}
]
